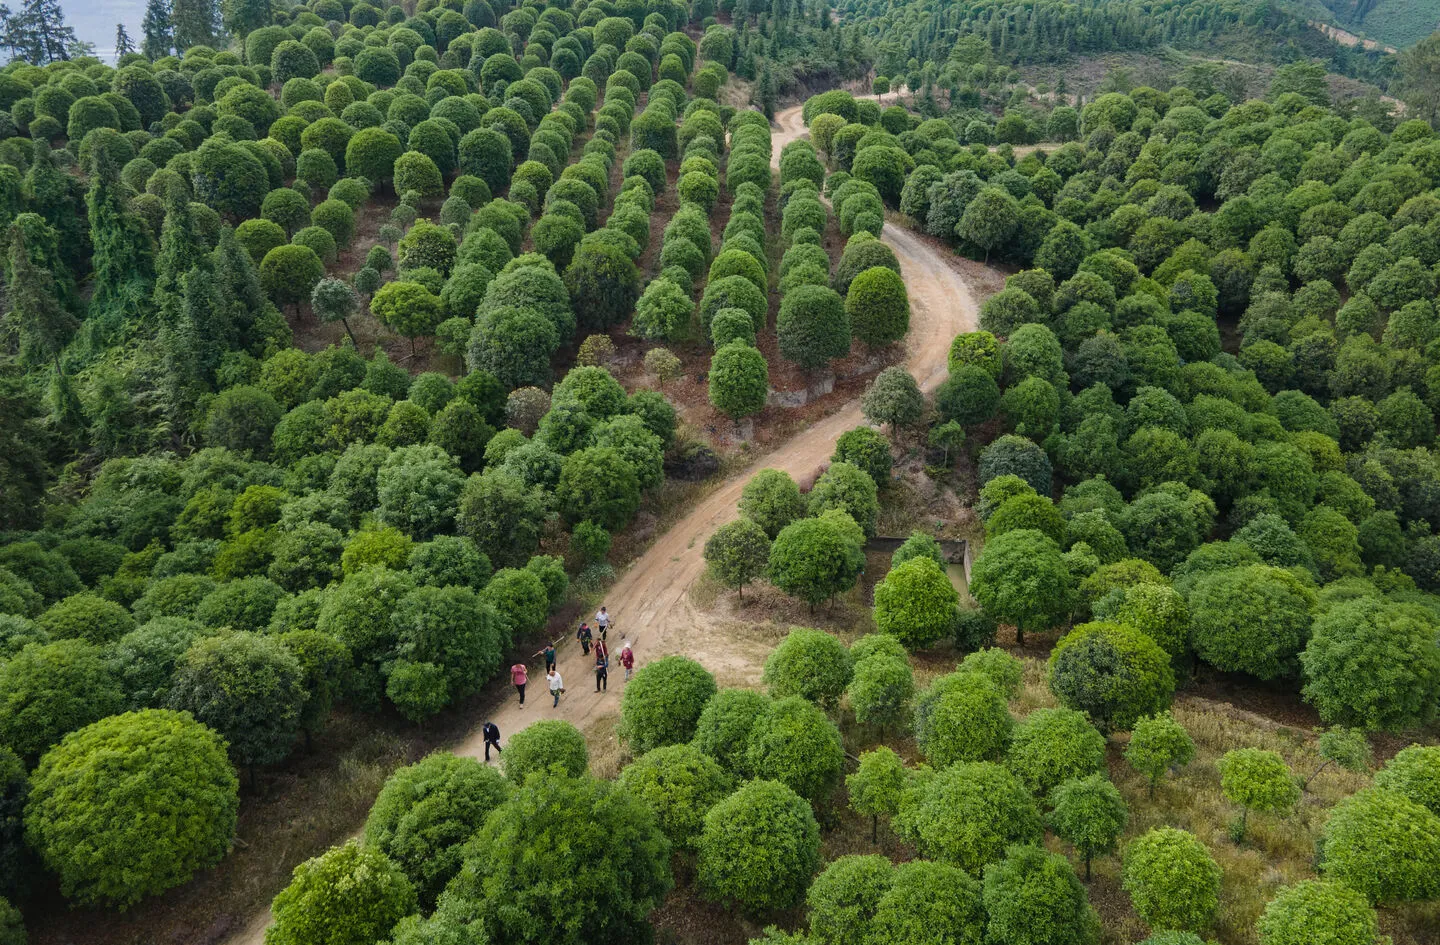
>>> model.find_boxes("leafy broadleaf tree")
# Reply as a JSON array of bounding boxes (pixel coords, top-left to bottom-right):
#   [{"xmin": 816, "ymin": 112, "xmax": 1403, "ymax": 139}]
[
  {"xmin": 703, "ymin": 518, "xmax": 770, "ymax": 597},
  {"xmin": 1256, "ymin": 880, "xmax": 1382, "ymax": 945},
  {"xmin": 761, "ymin": 627, "xmax": 854, "ymax": 707},
  {"xmin": 618, "ymin": 656, "xmax": 717, "ymax": 754},
  {"xmin": 1318, "ymin": 787, "xmax": 1440, "ymax": 903},
  {"xmin": 1046, "ymin": 774, "xmax": 1128, "ymax": 880},
  {"xmin": 267, "ymin": 840, "xmax": 417, "ymax": 945},
  {"xmin": 1121, "ymin": 827, "xmax": 1222, "ymax": 932},
  {"xmin": 1124, "ymin": 712, "xmax": 1196, "ymax": 797},
  {"xmin": 982, "ymin": 844, "xmax": 1101, "ymax": 945},
  {"xmin": 363, "ymin": 752, "xmax": 509, "ymax": 908},
  {"xmin": 894, "ymin": 761, "xmax": 1042, "ymax": 873},
  {"xmin": 1217, "ymin": 748, "xmax": 1300, "ymax": 842},
  {"xmin": 970, "ymin": 529, "xmax": 1075, "ymax": 645},
  {"xmin": 698, "ymin": 779, "xmax": 820, "ymax": 913},
  {"xmin": 24, "ymin": 710, "xmax": 239, "ymax": 909},
  {"xmin": 444, "ymin": 769, "xmax": 674, "ymax": 945},
  {"xmin": 168, "ymin": 632, "xmax": 307, "ymax": 779},
  {"xmin": 847, "ymin": 746, "xmax": 907, "ymax": 844}
]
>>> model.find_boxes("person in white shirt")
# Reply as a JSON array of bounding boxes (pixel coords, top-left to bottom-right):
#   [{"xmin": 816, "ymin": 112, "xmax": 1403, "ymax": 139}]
[
  {"xmin": 547, "ymin": 667, "xmax": 564, "ymax": 707},
  {"xmin": 595, "ymin": 606, "xmax": 610, "ymax": 640}
]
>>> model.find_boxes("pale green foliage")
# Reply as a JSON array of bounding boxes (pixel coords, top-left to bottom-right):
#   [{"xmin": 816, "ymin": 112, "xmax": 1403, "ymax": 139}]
[
  {"xmin": 762, "ymin": 627, "xmax": 853, "ymax": 707},
  {"xmin": 698, "ymin": 779, "xmax": 820, "ymax": 912},
  {"xmin": 894, "ymin": 761, "xmax": 1041, "ymax": 873},
  {"xmin": 1125, "ymin": 712, "xmax": 1196, "ymax": 796},
  {"xmin": 1121, "ymin": 827, "xmax": 1222, "ymax": 932},
  {"xmin": 1217, "ymin": 748, "xmax": 1299, "ymax": 839},
  {"xmin": 1256, "ymin": 880, "xmax": 1380, "ymax": 945},
  {"xmin": 873, "ymin": 556, "xmax": 958, "ymax": 649},
  {"xmin": 25, "ymin": 710, "xmax": 238, "ymax": 908}
]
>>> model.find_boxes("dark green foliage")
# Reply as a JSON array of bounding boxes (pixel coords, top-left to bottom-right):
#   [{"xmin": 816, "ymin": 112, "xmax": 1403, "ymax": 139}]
[
  {"xmin": 778, "ymin": 284, "xmax": 850, "ymax": 370},
  {"xmin": 169, "ymin": 631, "xmax": 306, "ymax": 769},
  {"xmin": 0, "ymin": 640, "xmax": 124, "ymax": 764},
  {"xmin": 1047, "ymin": 622, "xmax": 1175, "ymax": 732},
  {"xmin": 619, "ymin": 656, "xmax": 716, "ymax": 754},
  {"xmin": 443, "ymin": 769, "xmax": 673, "ymax": 945}
]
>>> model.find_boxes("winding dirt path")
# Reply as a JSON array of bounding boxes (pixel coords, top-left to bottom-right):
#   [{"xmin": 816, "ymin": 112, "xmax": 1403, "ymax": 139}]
[{"xmin": 225, "ymin": 102, "xmax": 980, "ymax": 945}]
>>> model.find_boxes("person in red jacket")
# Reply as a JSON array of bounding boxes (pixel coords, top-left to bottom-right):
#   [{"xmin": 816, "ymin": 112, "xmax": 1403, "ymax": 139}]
[
  {"xmin": 510, "ymin": 662, "xmax": 528, "ymax": 707},
  {"xmin": 618, "ymin": 639, "xmax": 634, "ymax": 681}
]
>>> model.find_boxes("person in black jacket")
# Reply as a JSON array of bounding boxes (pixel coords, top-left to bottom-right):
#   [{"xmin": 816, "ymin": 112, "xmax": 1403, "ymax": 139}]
[{"xmin": 482, "ymin": 721, "xmax": 502, "ymax": 761}]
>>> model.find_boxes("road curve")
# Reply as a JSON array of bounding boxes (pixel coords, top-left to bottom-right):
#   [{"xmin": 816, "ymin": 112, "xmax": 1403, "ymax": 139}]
[{"xmin": 224, "ymin": 101, "xmax": 981, "ymax": 945}]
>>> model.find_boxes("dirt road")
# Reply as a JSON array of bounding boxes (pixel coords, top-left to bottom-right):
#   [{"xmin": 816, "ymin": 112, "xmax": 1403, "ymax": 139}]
[{"xmin": 224, "ymin": 102, "xmax": 980, "ymax": 945}]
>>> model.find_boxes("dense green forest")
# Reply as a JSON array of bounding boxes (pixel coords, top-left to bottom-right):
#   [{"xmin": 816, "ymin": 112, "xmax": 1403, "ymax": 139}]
[
  {"xmin": 0, "ymin": 0, "xmax": 1439, "ymax": 944},
  {"xmin": 836, "ymin": 0, "xmax": 1398, "ymax": 89},
  {"xmin": 1305, "ymin": 0, "xmax": 1440, "ymax": 51}
]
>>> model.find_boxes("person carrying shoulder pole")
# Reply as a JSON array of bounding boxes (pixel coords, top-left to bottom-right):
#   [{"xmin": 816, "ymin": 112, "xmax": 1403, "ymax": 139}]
[
  {"xmin": 594, "ymin": 639, "xmax": 609, "ymax": 692},
  {"xmin": 595, "ymin": 606, "xmax": 610, "ymax": 641}
]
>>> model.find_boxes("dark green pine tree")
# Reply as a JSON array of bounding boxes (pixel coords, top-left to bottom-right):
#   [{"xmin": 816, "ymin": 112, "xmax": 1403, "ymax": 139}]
[
  {"xmin": 759, "ymin": 65, "xmax": 776, "ymax": 119},
  {"xmin": 160, "ymin": 262, "xmax": 214, "ymax": 436},
  {"xmin": 1, "ymin": 0, "xmax": 78, "ymax": 63},
  {"xmin": 85, "ymin": 147, "xmax": 155, "ymax": 319},
  {"xmin": 0, "ymin": 357, "xmax": 49, "ymax": 530},
  {"xmin": 210, "ymin": 225, "xmax": 267, "ymax": 348},
  {"xmin": 22, "ymin": 139, "xmax": 87, "ymax": 272},
  {"xmin": 6, "ymin": 218, "xmax": 79, "ymax": 375},
  {"xmin": 46, "ymin": 368, "xmax": 87, "ymax": 454},
  {"xmin": 141, "ymin": 0, "xmax": 172, "ymax": 59},
  {"xmin": 114, "ymin": 22, "xmax": 135, "ymax": 57},
  {"xmin": 153, "ymin": 183, "xmax": 202, "ymax": 325},
  {"xmin": 170, "ymin": 0, "xmax": 217, "ymax": 53}
]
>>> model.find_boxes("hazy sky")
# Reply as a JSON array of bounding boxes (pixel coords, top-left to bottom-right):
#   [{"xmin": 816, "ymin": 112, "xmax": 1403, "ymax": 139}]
[{"xmin": 63, "ymin": 0, "xmax": 147, "ymax": 56}]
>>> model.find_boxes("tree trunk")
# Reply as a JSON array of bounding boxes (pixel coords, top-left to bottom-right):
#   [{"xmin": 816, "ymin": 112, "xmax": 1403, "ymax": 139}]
[
  {"xmin": 1084, "ymin": 852, "xmax": 1092, "ymax": 882},
  {"xmin": 1303, "ymin": 759, "xmax": 1333, "ymax": 791},
  {"xmin": 872, "ymin": 814, "xmax": 879, "ymax": 845},
  {"xmin": 1015, "ymin": 624, "xmax": 1025, "ymax": 646},
  {"xmin": 340, "ymin": 317, "xmax": 357, "ymax": 347}
]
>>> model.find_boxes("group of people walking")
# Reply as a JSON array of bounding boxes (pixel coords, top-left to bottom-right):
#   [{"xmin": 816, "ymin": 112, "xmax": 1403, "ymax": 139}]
[
  {"xmin": 488, "ymin": 607, "xmax": 635, "ymax": 761},
  {"xmin": 504, "ymin": 607, "xmax": 635, "ymax": 712}
]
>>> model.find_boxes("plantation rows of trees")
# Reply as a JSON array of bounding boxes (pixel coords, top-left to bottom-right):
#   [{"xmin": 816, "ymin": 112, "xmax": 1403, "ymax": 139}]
[
  {"xmin": 250, "ymin": 629, "xmax": 1440, "ymax": 945},
  {"xmin": 790, "ymin": 82, "xmax": 1440, "ymax": 730},
  {"xmin": 0, "ymin": 0, "xmax": 823, "ymax": 932}
]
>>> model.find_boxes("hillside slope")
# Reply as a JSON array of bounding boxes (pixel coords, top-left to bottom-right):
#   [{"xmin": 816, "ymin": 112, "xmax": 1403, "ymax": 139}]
[{"xmin": 1310, "ymin": 0, "xmax": 1440, "ymax": 49}]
